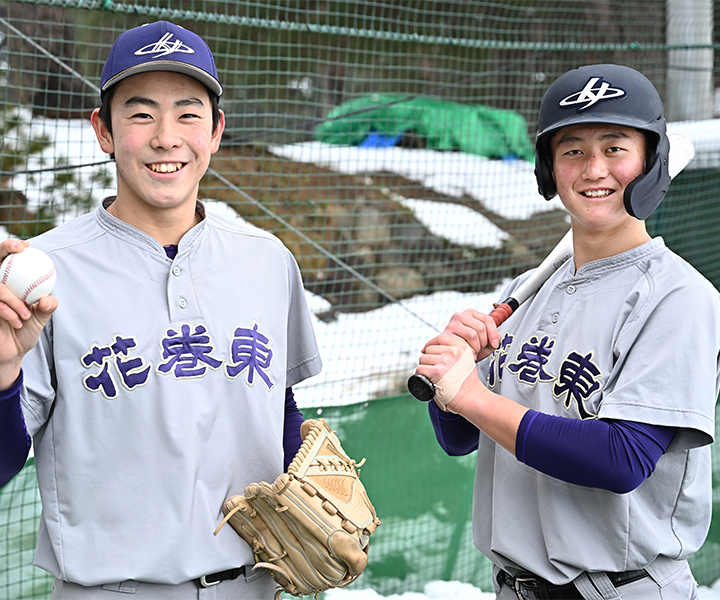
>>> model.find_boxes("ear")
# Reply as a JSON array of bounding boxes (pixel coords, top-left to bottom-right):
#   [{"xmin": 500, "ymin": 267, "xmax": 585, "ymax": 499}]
[
  {"xmin": 90, "ymin": 108, "xmax": 115, "ymax": 156},
  {"xmin": 210, "ymin": 109, "xmax": 225, "ymax": 154}
]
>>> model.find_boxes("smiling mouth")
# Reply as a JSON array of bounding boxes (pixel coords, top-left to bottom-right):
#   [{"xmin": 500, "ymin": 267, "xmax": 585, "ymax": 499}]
[
  {"xmin": 148, "ymin": 162, "xmax": 184, "ymax": 173},
  {"xmin": 582, "ymin": 189, "xmax": 614, "ymax": 198}
]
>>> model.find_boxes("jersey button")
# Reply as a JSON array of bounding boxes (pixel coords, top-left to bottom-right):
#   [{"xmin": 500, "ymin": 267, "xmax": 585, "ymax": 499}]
[
  {"xmin": 566, "ymin": 284, "xmax": 577, "ymax": 294},
  {"xmin": 551, "ymin": 312, "xmax": 559, "ymax": 323},
  {"xmin": 172, "ymin": 266, "xmax": 181, "ymax": 276},
  {"xmin": 178, "ymin": 297, "xmax": 187, "ymax": 309}
]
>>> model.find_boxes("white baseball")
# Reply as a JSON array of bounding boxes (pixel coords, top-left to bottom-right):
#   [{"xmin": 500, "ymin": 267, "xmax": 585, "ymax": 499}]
[{"xmin": 0, "ymin": 247, "xmax": 57, "ymax": 304}]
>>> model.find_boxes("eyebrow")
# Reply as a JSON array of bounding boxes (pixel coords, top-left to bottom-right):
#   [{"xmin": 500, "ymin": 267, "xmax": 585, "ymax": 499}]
[
  {"xmin": 123, "ymin": 96, "xmax": 206, "ymax": 109},
  {"xmin": 555, "ymin": 130, "xmax": 632, "ymax": 146}
]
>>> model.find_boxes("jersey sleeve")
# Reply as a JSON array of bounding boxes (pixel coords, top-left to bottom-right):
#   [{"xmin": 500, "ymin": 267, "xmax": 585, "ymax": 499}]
[
  {"xmin": 598, "ymin": 275, "xmax": 720, "ymax": 451},
  {"xmin": 19, "ymin": 318, "xmax": 56, "ymax": 438},
  {"xmin": 283, "ymin": 247, "xmax": 322, "ymax": 388}
]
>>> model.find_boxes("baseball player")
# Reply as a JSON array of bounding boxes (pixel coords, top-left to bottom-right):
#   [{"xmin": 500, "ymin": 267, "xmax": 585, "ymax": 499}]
[
  {"xmin": 415, "ymin": 64, "xmax": 720, "ymax": 599},
  {"xmin": 0, "ymin": 21, "xmax": 322, "ymax": 599}
]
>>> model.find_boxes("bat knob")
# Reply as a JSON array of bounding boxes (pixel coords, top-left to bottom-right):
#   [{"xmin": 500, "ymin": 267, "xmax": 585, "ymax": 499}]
[{"xmin": 407, "ymin": 374, "xmax": 436, "ymax": 402}]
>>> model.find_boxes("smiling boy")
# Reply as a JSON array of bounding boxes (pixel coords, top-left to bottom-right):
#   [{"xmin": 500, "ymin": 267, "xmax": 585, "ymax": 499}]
[
  {"xmin": 415, "ymin": 65, "xmax": 720, "ymax": 599},
  {"xmin": 551, "ymin": 124, "xmax": 648, "ymax": 251},
  {"xmin": 0, "ymin": 21, "xmax": 322, "ymax": 599},
  {"xmin": 92, "ymin": 70, "xmax": 223, "ymax": 240}
]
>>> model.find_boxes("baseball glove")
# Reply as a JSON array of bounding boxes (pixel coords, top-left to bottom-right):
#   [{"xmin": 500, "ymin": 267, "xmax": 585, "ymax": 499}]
[{"xmin": 213, "ymin": 418, "xmax": 381, "ymax": 599}]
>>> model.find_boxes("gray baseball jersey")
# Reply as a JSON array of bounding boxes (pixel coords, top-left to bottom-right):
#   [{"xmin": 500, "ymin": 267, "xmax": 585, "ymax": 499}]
[
  {"xmin": 20, "ymin": 199, "xmax": 322, "ymax": 586},
  {"xmin": 475, "ymin": 237, "xmax": 720, "ymax": 584}
]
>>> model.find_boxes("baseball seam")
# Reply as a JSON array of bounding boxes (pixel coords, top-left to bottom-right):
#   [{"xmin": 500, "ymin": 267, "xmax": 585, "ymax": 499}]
[
  {"xmin": 1, "ymin": 254, "xmax": 16, "ymax": 286},
  {"xmin": 22, "ymin": 266, "xmax": 55, "ymax": 302}
]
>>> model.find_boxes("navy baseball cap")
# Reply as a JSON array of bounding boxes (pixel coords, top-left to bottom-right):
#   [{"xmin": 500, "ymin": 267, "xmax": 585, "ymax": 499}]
[{"xmin": 100, "ymin": 21, "xmax": 222, "ymax": 98}]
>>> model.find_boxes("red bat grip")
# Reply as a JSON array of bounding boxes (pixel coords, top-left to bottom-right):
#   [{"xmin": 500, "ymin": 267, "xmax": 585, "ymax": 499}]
[{"xmin": 490, "ymin": 302, "xmax": 513, "ymax": 326}]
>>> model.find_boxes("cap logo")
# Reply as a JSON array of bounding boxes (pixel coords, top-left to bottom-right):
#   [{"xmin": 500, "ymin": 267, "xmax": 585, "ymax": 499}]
[
  {"xmin": 134, "ymin": 32, "xmax": 195, "ymax": 58},
  {"xmin": 559, "ymin": 76, "xmax": 626, "ymax": 112}
]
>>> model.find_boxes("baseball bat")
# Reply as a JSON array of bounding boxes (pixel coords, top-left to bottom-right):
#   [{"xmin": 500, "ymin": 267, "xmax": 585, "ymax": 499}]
[
  {"xmin": 407, "ymin": 132, "xmax": 696, "ymax": 402},
  {"xmin": 407, "ymin": 229, "xmax": 573, "ymax": 402}
]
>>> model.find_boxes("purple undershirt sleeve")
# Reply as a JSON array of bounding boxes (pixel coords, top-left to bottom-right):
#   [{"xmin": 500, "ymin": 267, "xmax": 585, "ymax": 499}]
[
  {"xmin": 428, "ymin": 401, "xmax": 480, "ymax": 456},
  {"xmin": 0, "ymin": 371, "xmax": 32, "ymax": 489},
  {"xmin": 283, "ymin": 387, "xmax": 305, "ymax": 470},
  {"xmin": 516, "ymin": 410, "xmax": 677, "ymax": 493}
]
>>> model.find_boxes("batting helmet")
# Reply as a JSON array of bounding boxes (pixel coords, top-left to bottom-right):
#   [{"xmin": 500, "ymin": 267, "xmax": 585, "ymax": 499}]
[{"xmin": 534, "ymin": 64, "xmax": 670, "ymax": 220}]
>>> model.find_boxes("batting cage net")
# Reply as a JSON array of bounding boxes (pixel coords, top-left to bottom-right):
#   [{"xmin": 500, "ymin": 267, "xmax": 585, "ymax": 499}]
[{"xmin": 1, "ymin": 0, "xmax": 720, "ymax": 598}]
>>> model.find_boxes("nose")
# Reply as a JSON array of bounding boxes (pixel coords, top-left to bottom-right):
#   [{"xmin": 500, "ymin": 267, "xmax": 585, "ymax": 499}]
[
  {"xmin": 151, "ymin": 116, "xmax": 182, "ymax": 150},
  {"xmin": 582, "ymin": 152, "xmax": 609, "ymax": 180}
]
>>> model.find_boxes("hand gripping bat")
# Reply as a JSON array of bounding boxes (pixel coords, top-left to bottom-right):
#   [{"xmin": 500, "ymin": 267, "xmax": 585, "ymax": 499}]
[
  {"xmin": 407, "ymin": 132, "xmax": 696, "ymax": 403},
  {"xmin": 407, "ymin": 229, "xmax": 573, "ymax": 401}
]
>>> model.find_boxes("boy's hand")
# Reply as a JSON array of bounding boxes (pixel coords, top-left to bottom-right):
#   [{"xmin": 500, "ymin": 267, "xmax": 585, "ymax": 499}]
[{"xmin": 0, "ymin": 240, "xmax": 58, "ymax": 389}]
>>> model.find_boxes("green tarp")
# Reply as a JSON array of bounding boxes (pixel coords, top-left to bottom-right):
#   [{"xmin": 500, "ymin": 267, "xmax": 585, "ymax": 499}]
[{"xmin": 314, "ymin": 93, "xmax": 536, "ymax": 161}]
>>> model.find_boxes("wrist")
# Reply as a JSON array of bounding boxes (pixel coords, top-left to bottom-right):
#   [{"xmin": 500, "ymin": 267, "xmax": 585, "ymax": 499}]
[
  {"xmin": 0, "ymin": 363, "xmax": 23, "ymax": 392},
  {"xmin": 444, "ymin": 371, "xmax": 489, "ymax": 415},
  {"xmin": 433, "ymin": 345, "xmax": 477, "ymax": 410}
]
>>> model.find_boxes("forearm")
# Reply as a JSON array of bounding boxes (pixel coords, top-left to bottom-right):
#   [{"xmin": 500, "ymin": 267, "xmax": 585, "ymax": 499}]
[
  {"xmin": 283, "ymin": 387, "xmax": 305, "ymax": 470},
  {"xmin": 428, "ymin": 402, "xmax": 480, "ymax": 456},
  {"xmin": 444, "ymin": 375, "xmax": 528, "ymax": 455},
  {"xmin": 418, "ymin": 323, "xmax": 526, "ymax": 454},
  {"xmin": 0, "ymin": 360, "xmax": 22, "ymax": 392},
  {"xmin": 0, "ymin": 372, "xmax": 31, "ymax": 488},
  {"xmin": 517, "ymin": 410, "xmax": 676, "ymax": 493}
]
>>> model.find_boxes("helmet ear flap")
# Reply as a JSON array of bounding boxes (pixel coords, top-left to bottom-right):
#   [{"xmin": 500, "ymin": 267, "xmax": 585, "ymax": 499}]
[
  {"xmin": 622, "ymin": 175, "xmax": 645, "ymax": 219},
  {"xmin": 535, "ymin": 150, "xmax": 557, "ymax": 200},
  {"xmin": 623, "ymin": 132, "xmax": 671, "ymax": 220}
]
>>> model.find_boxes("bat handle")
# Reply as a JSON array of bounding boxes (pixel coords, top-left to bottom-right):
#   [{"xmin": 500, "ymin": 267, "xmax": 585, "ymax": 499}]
[
  {"xmin": 406, "ymin": 373, "xmax": 436, "ymax": 402},
  {"xmin": 406, "ymin": 298, "xmax": 518, "ymax": 402},
  {"xmin": 490, "ymin": 300, "xmax": 515, "ymax": 326}
]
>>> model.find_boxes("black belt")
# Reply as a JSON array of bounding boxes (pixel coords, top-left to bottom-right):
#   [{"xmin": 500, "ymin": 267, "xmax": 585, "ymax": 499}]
[
  {"xmin": 195, "ymin": 566, "xmax": 246, "ymax": 588},
  {"xmin": 497, "ymin": 568, "xmax": 649, "ymax": 599}
]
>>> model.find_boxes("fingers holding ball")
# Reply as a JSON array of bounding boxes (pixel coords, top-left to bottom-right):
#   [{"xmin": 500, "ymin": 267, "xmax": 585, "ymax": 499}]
[{"xmin": 0, "ymin": 247, "xmax": 57, "ymax": 305}]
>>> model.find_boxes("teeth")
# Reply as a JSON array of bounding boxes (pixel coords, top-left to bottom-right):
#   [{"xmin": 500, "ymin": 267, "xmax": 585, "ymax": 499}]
[
  {"xmin": 149, "ymin": 163, "xmax": 182, "ymax": 173},
  {"xmin": 583, "ymin": 189, "xmax": 612, "ymax": 198}
]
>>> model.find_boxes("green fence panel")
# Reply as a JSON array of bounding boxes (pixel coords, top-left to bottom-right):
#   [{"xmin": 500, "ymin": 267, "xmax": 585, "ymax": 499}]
[
  {"xmin": 3, "ymin": 395, "xmax": 719, "ymax": 599},
  {"xmin": 0, "ymin": 458, "xmax": 53, "ymax": 600}
]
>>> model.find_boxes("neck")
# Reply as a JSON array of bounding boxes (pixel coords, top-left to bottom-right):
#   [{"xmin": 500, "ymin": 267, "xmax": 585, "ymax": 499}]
[
  {"xmin": 105, "ymin": 197, "xmax": 202, "ymax": 245},
  {"xmin": 571, "ymin": 220, "xmax": 651, "ymax": 270}
]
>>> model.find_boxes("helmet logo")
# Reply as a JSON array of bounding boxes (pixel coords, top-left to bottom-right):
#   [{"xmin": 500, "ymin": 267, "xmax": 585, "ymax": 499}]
[
  {"xmin": 559, "ymin": 77, "xmax": 626, "ymax": 112},
  {"xmin": 135, "ymin": 32, "xmax": 195, "ymax": 58}
]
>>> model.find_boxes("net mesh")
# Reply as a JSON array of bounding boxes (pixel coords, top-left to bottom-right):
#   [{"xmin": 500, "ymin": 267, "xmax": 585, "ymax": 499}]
[{"xmin": 0, "ymin": 0, "xmax": 719, "ymax": 597}]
